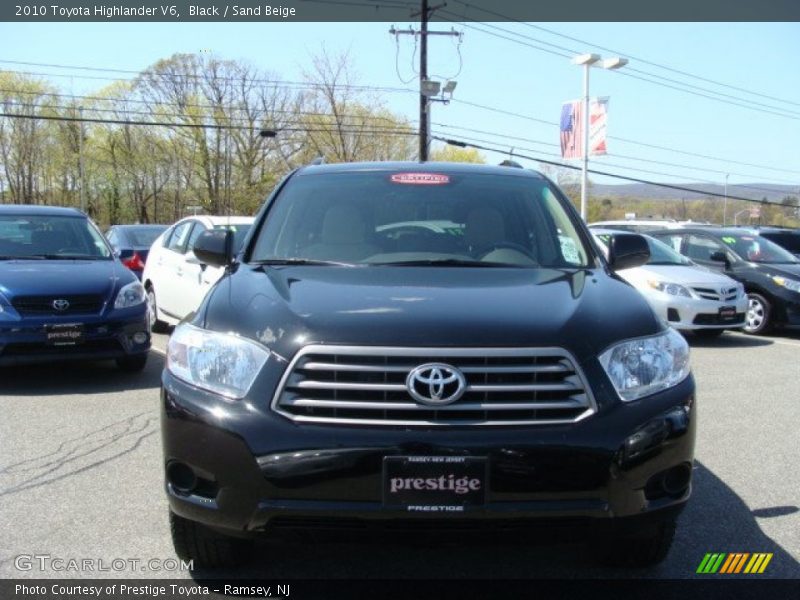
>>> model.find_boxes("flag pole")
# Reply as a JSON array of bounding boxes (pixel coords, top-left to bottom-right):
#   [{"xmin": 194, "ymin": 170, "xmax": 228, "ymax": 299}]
[{"xmin": 581, "ymin": 63, "xmax": 590, "ymax": 221}]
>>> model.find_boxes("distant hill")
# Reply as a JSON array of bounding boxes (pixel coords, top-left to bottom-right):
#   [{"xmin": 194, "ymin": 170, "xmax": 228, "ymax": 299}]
[{"xmin": 591, "ymin": 182, "xmax": 798, "ymax": 202}]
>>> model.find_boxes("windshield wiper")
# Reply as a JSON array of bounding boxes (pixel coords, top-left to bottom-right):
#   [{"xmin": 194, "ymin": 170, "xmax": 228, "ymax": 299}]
[
  {"xmin": 0, "ymin": 255, "xmax": 46, "ymax": 260},
  {"xmin": 372, "ymin": 258, "xmax": 516, "ymax": 268},
  {"xmin": 252, "ymin": 258, "xmax": 357, "ymax": 267}
]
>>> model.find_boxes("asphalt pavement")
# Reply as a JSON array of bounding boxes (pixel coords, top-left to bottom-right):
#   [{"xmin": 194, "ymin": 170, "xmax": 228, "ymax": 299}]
[{"xmin": 1, "ymin": 329, "xmax": 798, "ymax": 580}]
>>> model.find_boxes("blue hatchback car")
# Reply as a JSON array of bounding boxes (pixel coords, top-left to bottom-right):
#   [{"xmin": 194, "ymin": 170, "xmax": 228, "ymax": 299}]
[{"xmin": 0, "ymin": 205, "xmax": 151, "ymax": 371}]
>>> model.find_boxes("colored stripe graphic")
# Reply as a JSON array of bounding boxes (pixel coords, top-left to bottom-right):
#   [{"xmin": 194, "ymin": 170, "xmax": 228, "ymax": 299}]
[
  {"xmin": 699, "ymin": 552, "xmax": 773, "ymax": 574},
  {"xmin": 744, "ymin": 553, "xmax": 774, "ymax": 574},
  {"xmin": 697, "ymin": 553, "xmax": 727, "ymax": 573}
]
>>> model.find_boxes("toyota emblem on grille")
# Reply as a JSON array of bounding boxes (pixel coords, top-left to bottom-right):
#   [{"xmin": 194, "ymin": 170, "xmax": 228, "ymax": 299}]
[
  {"xmin": 52, "ymin": 298, "xmax": 70, "ymax": 311},
  {"xmin": 406, "ymin": 363, "xmax": 467, "ymax": 406}
]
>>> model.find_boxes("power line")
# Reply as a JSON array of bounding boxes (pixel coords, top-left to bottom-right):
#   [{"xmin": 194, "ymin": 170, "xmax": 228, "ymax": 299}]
[
  {"xmin": 0, "ymin": 111, "xmax": 418, "ymax": 137},
  {"xmin": 0, "ymin": 63, "xmax": 416, "ymax": 95},
  {"xmin": 446, "ymin": 98, "xmax": 800, "ymax": 177},
  {"xmin": 436, "ymin": 10, "xmax": 800, "ymax": 121},
  {"xmin": 4, "ymin": 59, "xmax": 799, "ymax": 177},
  {"xmin": 1, "ymin": 99, "xmax": 417, "ymax": 128},
  {"xmin": 448, "ymin": 1, "xmax": 800, "ymax": 109},
  {"xmin": 431, "ymin": 122, "xmax": 799, "ymax": 188},
  {"xmin": 432, "ymin": 135, "xmax": 792, "ymax": 207},
  {"xmin": 0, "ymin": 87, "xmax": 413, "ymax": 127}
]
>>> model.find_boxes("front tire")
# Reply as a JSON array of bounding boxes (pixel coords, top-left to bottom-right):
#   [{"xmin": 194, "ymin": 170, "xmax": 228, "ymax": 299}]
[
  {"xmin": 592, "ymin": 518, "xmax": 676, "ymax": 568},
  {"xmin": 169, "ymin": 511, "xmax": 252, "ymax": 569},
  {"xmin": 146, "ymin": 286, "xmax": 169, "ymax": 333},
  {"xmin": 744, "ymin": 293, "xmax": 772, "ymax": 335}
]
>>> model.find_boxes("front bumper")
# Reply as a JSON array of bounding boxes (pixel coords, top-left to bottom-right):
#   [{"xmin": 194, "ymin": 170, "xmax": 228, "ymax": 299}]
[
  {"xmin": 161, "ymin": 367, "xmax": 696, "ymax": 537},
  {"xmin": 648, "ymin": 293, "xmax": 748, "ymax": 330},
  {"xmin": 0, "ymin": 308, "xmax": 150, "ymax": 366}
]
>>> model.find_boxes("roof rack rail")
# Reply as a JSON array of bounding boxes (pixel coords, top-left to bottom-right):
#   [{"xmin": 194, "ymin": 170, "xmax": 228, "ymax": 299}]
[{"xmin": 309, "ymin": 156, "xmax": 325, "ymax": 166}]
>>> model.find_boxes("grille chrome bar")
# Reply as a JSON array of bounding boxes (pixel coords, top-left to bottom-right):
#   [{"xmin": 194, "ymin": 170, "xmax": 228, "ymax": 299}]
[
  {"xmin": 272, "ymin": 345, "xmax": 596, "ymax": 427},
  {"xmin": 282, "ymin": 398, "xmax": 588, "ymax": 411}
]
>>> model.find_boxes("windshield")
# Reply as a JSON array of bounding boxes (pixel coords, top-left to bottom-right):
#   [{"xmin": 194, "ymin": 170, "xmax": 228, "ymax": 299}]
[
  {"xmin": 0, "ymin": 214, "xmax": 112, "ymax": 260},
  {"xmin": 721, "ymin": 233, "xmax": 800, "ymax": 264},
  {"xmin": 249, "ymin": 171, "xmax": 591, "ymax": 268},
  {"xmin": 761, "ymin": 232, "xmax": 800, "ymax": 255},
  {"xmin": 124, "ymin": 226, "xmax": 167, "ymax": 247}
]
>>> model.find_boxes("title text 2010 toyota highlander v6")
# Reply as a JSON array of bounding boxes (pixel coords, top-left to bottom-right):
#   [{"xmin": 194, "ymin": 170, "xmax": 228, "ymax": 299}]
[{"xmin": 161, "ymin": 162, "xmax": 695, "ymax": 568}]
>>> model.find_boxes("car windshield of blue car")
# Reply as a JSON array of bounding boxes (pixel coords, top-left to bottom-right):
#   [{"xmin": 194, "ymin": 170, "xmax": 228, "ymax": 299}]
[
  {"xmin": 0, "ymin": 215, "xmax": 112, "ymax": 260},
  {"xmin": 249, "ymin": 171, "xmax": 592, "ymax": 268}
]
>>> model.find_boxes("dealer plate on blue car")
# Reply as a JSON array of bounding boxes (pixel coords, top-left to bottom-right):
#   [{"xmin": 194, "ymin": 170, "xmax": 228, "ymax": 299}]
[
  {"xmin": 45, "ymin": 323, "xmax": 85, "ymax": 345},
  {"xmin": 382, "ymin": 456, "xmax": 488, "ymax": 512}
]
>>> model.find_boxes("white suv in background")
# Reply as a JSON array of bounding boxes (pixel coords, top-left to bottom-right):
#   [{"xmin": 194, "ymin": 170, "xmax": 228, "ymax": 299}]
[{"xmin": 142, "ymin": 215, "xmax": 254, "ymax": 331}]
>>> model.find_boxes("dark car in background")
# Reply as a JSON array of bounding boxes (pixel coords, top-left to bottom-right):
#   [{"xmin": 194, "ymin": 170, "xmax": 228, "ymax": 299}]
[
  {"xmin": 752, "ymin": 227, "xmax": 800, "ymax": 259},
  {"xmin": 105, "ymin": 224, "xmax": 168, "ymax": 279},
  {"xmin": 650, "ymin": 227, "xmax": 800, "ymax": 334},
  {"xmin": 161, "ymin": 162, "xmax": 695, "ymax": 569},
  {"xmin": 0, "ymin": 205, "xmax": 151, "ymax": 371}
]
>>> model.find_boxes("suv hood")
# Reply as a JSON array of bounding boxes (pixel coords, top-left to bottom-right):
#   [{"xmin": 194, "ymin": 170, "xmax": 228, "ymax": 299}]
[
  {"xmin": 0, "ymin": 259, "xmax": 128, "ymax": 301},
  {"xmin": 202, "ymin": 265, "xmax": 662, "ymax": 361}
]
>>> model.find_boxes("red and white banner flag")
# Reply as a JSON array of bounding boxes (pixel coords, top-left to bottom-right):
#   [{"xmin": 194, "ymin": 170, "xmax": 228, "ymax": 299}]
[
  {"xmin": 589, "ymin": 97, "xmax": 609, "ymax": 156},
  {"xmin": 560, "ymin": 98, "xmax": 609, "ymax": 159}
]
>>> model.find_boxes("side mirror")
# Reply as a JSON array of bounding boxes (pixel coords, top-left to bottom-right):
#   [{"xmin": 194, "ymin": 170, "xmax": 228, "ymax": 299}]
[
  {"xmin": 192, "ymin": 229, "xmax": 233, "ymax": 268},
  {"xmin": 607, "ymin": 233, "xmax": 650, "ymax": 271},
  {"xmin": 710, "ymin": 250, "xmax": 729, "ymax": 265}
]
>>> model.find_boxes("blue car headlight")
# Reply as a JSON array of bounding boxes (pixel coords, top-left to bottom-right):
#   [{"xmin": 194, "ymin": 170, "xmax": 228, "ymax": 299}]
[
  {"xmin": 167, "ymin": 324, "xmax": 271, "ymax": 399},
  {"xmin": 114, "ymin": 281, "xmax": 146, "ymax": 309},
  {"xmin": 599, "ymin": 329, "xmax": 691, "ymax": 402}
]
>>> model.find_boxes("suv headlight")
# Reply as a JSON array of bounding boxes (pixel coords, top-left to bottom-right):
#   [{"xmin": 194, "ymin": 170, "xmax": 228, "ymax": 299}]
[
  {"xmin": 599, "ymin": 329, "xmax": 691, "ymax": 402},
  {"xmin": 114, "ymin": 281, "xmax": 146, "ymax": 308},
  {"xmin": 167, "ymin": 324, "xmax": 270, "ymax": 399},
  {"xmin": 647, "ymin": 280, "xmax": 691, "ymax": 297},
  {"xmin": 772, "ymin": 276, "xmax": 800, "ymax": 293}
]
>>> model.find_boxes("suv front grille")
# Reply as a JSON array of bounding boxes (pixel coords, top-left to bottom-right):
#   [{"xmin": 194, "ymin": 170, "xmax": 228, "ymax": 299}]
[
  {"xmin": 12, "ymin": 294, "xmax": 105, "ymax": 316},
  {"xmin": 272, "ymin": 346, "xmax": 596, "ymax": 426}
]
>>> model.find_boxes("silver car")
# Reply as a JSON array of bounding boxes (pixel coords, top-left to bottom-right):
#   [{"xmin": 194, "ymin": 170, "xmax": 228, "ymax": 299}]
[{"xmin": 593, "ymin": 229, "xmax": 747, "ymax": 337}]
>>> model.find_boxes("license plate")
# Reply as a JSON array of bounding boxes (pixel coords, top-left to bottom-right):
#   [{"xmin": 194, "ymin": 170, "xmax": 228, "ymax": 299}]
[
  {"xmin": 719, "ymin": 306, "xmax": 737, "ymax": 321},
  {"xmin": 45, "ymin": 323, "xmax": 85, "ymax": 345},
  {"xmin": 383, "ymin": 456, "xmax": 488, "ymax": 512}
]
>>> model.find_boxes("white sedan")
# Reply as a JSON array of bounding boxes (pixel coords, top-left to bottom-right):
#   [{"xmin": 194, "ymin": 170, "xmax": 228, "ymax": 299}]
[
  {"xmin": 593, "ymin": 229, "xmax": 748, "ymax": 337},
  {"xmin": 142, "ymin": 215, "xmax": 254, "ymax": 330}
]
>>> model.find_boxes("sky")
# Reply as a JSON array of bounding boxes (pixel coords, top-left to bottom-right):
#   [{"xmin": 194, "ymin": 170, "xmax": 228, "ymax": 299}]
[{"xmin": 1, "ymin": 20, "xmax": 799, "ymax": 195}]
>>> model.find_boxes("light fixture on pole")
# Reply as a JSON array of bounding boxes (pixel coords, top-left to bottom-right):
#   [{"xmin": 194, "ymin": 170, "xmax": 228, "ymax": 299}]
[{"xmin": 571, "ymin": 53, "xmax": 628, "ymax": 220}]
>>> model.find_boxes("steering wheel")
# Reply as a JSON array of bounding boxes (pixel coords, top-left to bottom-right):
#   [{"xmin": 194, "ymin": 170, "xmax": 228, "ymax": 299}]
[{"xmin": 476, "ymin": 242, "xmax": 539, "ymax": 263}]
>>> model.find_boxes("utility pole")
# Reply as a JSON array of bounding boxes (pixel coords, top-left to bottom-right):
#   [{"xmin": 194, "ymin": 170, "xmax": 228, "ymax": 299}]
[
  {"xmin": 418, "ymin": 0, "xmax": 430, "ymax": 161},
  {"xmin": 723, "ymin": 173, "xmax": 729, "ymax": 225},
  {"xmin": 391, "ymin": 2, "xmax": 460, "ymax": 162},
  {"xmin": 78, "ymin": 105, "xmax": 85, "ymax": 212}
]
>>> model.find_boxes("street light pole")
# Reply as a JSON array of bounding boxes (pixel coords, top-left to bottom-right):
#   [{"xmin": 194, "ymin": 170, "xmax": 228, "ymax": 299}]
[
  {"xmin": 571, "ymin": 54, "xmax": 627, "ymax": 221},
  {"xmin": 580, "ymin": 62, "xmax": 591, "ymax": 221},
  {"xmin": 723, "ymin": 173, "xmax": 729, "ymax": 225}
]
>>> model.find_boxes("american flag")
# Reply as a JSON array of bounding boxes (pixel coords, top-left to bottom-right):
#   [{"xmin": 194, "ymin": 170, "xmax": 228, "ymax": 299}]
[{"xmin": 560, "ymin": 100, "xmax": 583, "ymax": 159}]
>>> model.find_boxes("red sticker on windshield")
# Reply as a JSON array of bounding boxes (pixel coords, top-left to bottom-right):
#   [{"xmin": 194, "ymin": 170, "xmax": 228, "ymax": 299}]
[{"xmin": 390, "ymin": 173, "xmax": 450, "ymax": 185}]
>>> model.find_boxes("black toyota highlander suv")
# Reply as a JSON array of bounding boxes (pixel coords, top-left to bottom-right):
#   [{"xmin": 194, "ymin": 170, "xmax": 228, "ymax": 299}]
[{"xmin": 161, "ymin": 162, "xmax": 696, "ymax": 568}]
